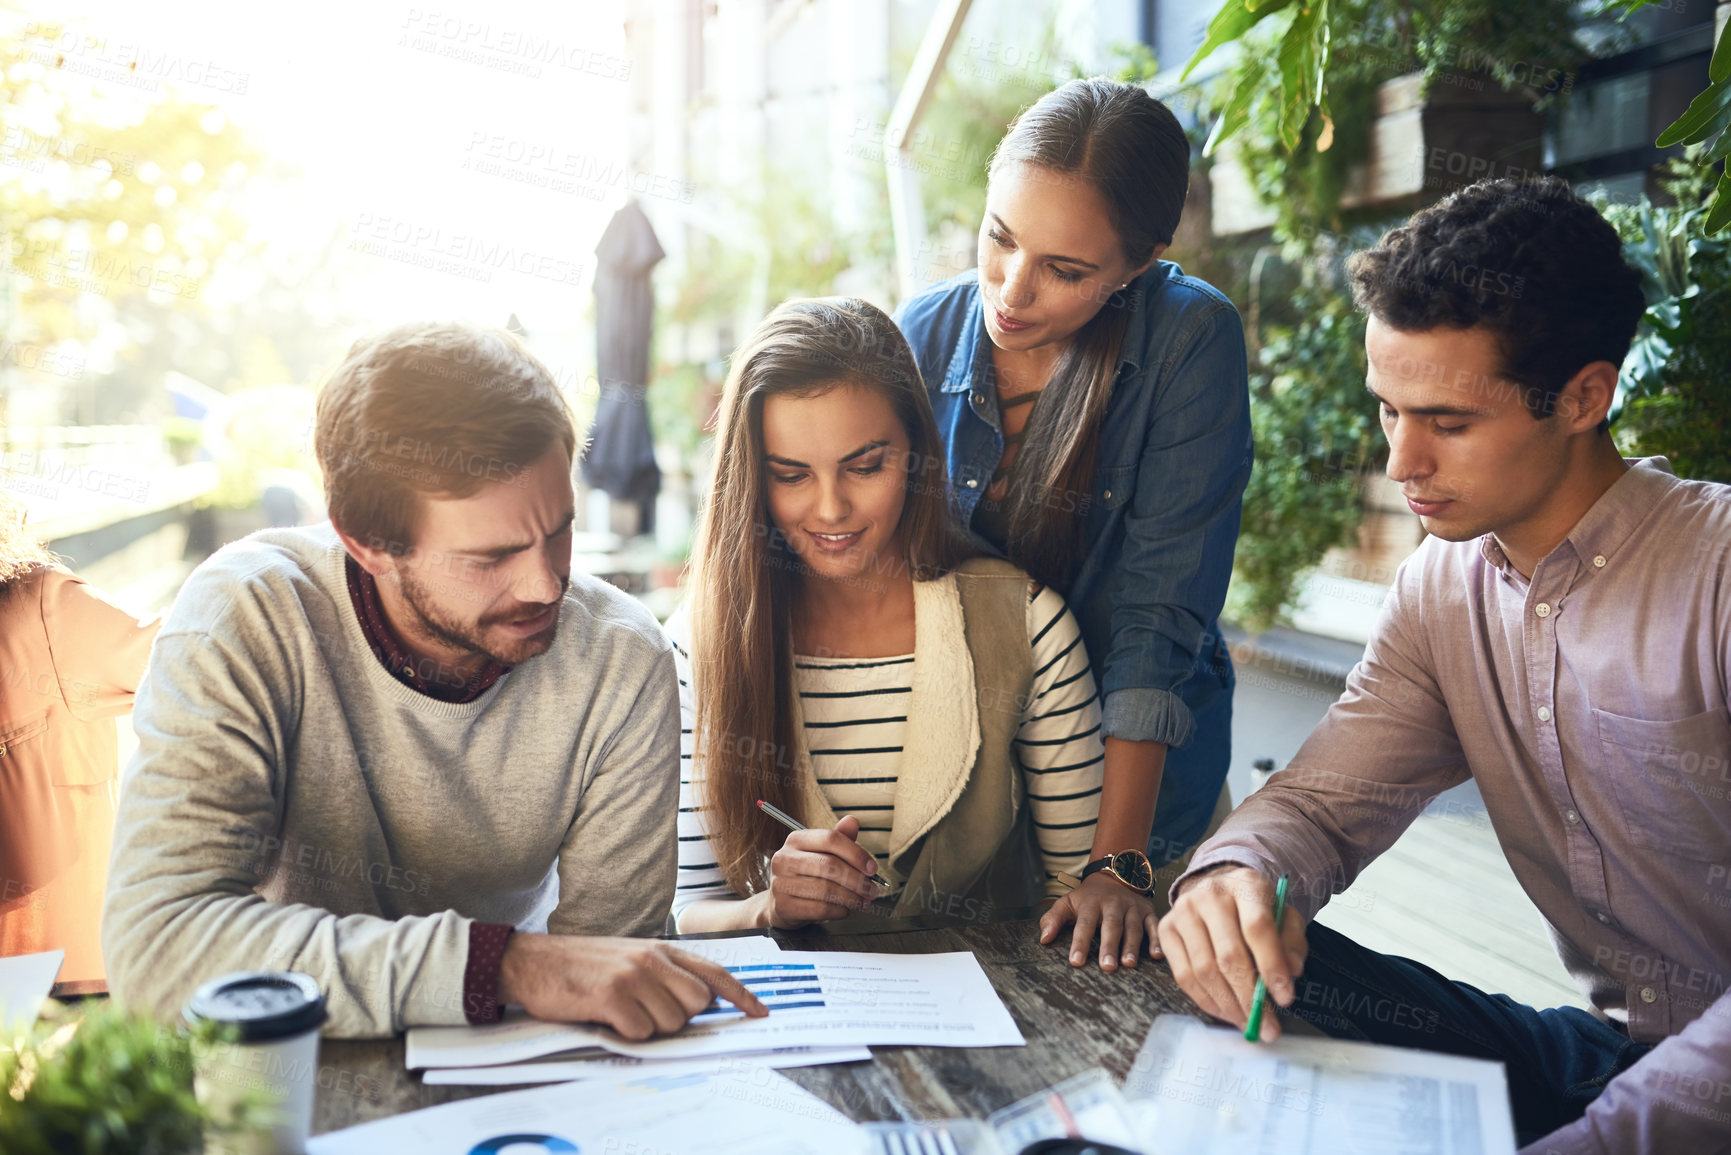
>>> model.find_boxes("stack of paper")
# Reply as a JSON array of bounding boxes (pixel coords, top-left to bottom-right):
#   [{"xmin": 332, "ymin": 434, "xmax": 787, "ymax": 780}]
[
  {"xmin": 310, "ymin": 1065, "xmax": 872, "ymax": 1154},
  {"xmin": 405, "ymin": 935, "xmax": 1023, "ymax": 1085},
  {"xmin": 1122, "ymin": 1014, "xmax": 1517, "ymax": 1154}
]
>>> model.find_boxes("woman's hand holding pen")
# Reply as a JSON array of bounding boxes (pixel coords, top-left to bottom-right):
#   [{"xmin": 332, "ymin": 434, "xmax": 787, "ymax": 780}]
[{"xmin": 754, "ymin": 814, "xmax": 884, "ymax": 930}]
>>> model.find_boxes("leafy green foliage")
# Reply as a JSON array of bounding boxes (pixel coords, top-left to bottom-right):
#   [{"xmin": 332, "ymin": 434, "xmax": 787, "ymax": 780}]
[
  {"xmin": 1606, "ymin": 0, "xmax": 1731, "ymax": 233},
  {"xmin": 1203, "ymin": 0, "xmax": 1583, "ymax": 624},
  {"xmin": 1231, "ymin": 283, "xmax": 1383, "ymax": 629},
  {"xmin": 1600, "ymin": 153, "xmax": 1731, "ymax": 481},
  {"xmin": 1214, "ymin": 0, "xmax": 1585, "ymax": 245},
  {"xmin": 1187, "ymin": 0, "xmax": 1583, "ymax": 160},
  {"xmin": 0, "ymin": 1001, "xmax": 268, "ymax": 1154},
  {"xmin": 0, "ymin": 16, "xmax": 258, "ymax": 347},
  {"xmin": 1274, "ymin": 1, "xmax": 1332, "ymax": 152}
]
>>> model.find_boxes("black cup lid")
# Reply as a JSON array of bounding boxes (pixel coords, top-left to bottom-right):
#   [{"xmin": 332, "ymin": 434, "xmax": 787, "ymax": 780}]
[{"xmin": 184, "ymin": 971, "xmax": 327, "ymax": 1042}]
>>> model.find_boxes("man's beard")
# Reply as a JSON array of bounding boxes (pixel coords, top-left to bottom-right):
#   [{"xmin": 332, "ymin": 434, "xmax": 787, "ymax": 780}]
[{"xmin": 396, "ymin": 567, "xmax": 567, "ymax": 671}]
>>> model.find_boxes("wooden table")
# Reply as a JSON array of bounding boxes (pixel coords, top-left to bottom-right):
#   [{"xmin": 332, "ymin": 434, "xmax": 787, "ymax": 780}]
[{"xmin": 312, "ymin": 914, "xmax": 1240, "ymax": 1135}]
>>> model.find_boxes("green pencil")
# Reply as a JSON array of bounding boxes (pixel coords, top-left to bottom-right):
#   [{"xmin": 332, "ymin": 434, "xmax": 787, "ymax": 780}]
[{"xmin": 1244, "ymin": 874, "xmax": 1290, "ymax": 1042}]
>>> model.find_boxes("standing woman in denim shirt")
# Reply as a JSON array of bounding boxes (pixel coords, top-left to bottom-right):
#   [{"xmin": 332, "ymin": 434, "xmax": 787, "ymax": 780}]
[{"xmin": 895, "ymin": 78, "xmax": 1252, "ymax": 972}]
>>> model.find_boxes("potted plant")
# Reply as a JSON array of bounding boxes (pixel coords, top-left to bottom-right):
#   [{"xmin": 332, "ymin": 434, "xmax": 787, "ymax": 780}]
[{"xmin": 0, "ymin": 1001, "xmax": 268, "ymax": 1154}]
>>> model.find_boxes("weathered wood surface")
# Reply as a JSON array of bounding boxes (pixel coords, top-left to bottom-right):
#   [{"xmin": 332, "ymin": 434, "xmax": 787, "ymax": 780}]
[{"xmin": 313, "ymin": 915, "xmax": 1263, "ymax": 1134}]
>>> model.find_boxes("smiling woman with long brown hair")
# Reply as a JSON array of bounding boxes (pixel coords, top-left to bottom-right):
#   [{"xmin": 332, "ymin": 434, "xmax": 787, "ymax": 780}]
[{"xmin": 667, "ymin": 298, "xmax": 1108, "ymax": 936}]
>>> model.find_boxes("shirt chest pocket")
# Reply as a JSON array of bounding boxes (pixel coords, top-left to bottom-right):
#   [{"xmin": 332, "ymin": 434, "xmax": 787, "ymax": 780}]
[
  {"xmin": 1594, "ymin": 706, "xmax": 1731, "ymax": 861},
  {"xmin": 0, "ymin": 713, "xmax": 53, "ymax": 788},
  {"xmin": 1091, "ymin": 465, "xmax": 1136, "ymax": 519},
  {"xmin": 0, "ymin": 713, "xmax": 50, "ymax": 762}
]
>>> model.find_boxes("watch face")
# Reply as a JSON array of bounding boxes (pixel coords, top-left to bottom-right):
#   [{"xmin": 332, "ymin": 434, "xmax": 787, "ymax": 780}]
[{"xmin": 1111, "ymin": 849, "xmax": 1155, "ymax": 893}]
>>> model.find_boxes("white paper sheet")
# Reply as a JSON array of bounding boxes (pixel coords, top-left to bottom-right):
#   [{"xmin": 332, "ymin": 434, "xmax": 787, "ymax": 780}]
[
  {"xmin": 309, "ymin": 1065, "xmax": 869, "ymax": 1155},
  {"xmin": 408, "ymin": 949, "xmax": 1023, "ymax": 1068},
  {"xmin": 422, "ymin": 1045, "xmax": 872, "ymax": 1085},
  {"xmin": 0, "ymin": 949, "xmax": 63, "ymax": 1033},
  {"xmin": 664, "ymin": 933, "xmax": 786, "ymax": 965},
  {"xmin": 1123, "ymin": 1014, "xmax": 1517, "ymax": 1155},
  {"xmin": 406, "ymin": 935, "xmax": 788, "ymax": 1070},
  {"xmin": 989, "ymin": 1068, "xmax": 1143, "ymax": 1150}
]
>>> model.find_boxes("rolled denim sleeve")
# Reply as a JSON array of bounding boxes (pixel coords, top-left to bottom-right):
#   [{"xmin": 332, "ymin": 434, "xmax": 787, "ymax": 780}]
[{"xmin": 1100, "ymin": 304, "xmax": 1252, "ymax": 745}]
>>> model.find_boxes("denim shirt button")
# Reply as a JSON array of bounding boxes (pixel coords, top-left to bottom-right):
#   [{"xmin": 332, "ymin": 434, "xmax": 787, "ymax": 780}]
[
  {"xmin": 965, "ymin": 478, "xmax": 978, "ymax": 489},
  {"xmin": 1103, "ymin": 489, "xmax": 1112, "ymax": 501}
]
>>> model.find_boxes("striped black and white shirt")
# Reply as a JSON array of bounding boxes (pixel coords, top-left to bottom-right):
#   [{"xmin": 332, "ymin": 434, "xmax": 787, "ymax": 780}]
[{"xmin": 668, "ymin": 583, "xmax": 1103, "ymax": 923}]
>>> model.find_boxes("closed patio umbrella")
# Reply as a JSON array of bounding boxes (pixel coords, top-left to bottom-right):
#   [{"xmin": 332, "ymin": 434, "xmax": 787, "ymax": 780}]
[{"xmin": 581, "ymin": 199, "xmax": 665, "ymax": 535}]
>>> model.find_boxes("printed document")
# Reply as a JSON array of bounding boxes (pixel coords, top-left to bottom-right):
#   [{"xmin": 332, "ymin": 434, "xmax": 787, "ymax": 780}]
[
  {"xmin": 421, "ymin": 1045, "xmax": 871, "ymax": 1085},
  {"xmin": 309, "ymin": 1065, "xmax": 868, "ymax": 1155},
  {"xmin": 1122, "ymin": 1014, "xmax": 1516, "ymax": 1154},
  {"xmin": 407, "ymin": 948, "xmax": 1023, "ymax": 1068}
]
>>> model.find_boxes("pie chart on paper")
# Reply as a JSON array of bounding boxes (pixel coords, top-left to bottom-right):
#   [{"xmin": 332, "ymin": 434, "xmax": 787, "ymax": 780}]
[{"xmin": 467, "ymin": 1136, "xmax": 580, "ymax": 1154}]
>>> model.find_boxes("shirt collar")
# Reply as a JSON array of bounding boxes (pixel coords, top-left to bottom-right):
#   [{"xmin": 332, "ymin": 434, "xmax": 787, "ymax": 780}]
[
  {"xmin": 343, "ymin": 553, "xmax": 510, "ymax": 704},
  {"xmin": 1115, "ymin": 262, "xmax": 1171, "ymax": 376},
  {"xmin": 1477, "ymin": 457, "xmax": 1680, "ymax": 580},
  {"xmin": 1561, "ymin": 456, "xmax": 1679, "ymax": 578},
  {"xmin": 939, "ymin": 276, "xmax": 983, "ymax": 395},
  {"xmin": 1478, "ymin": 534, "xmax": 1512, "ymax": 573}
]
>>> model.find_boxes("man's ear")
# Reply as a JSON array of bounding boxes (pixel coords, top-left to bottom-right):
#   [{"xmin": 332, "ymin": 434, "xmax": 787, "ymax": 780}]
[
  {"xmin": 1554, "ymin": 360, "xmax": 1619, "ymax": 433},
  {"xmin": 333, "ymin": 522, "xmax": 402, "ymax": 579}
]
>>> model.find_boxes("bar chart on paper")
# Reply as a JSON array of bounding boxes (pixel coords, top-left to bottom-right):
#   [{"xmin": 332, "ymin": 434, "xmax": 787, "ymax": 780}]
[
  {"xmin": 405, "ymin": 938, "xmax": 1025, "ymax": 1074},
  {"xmin": 695, "ymin": 961, "xmax": 826, "ymax": 1021}
]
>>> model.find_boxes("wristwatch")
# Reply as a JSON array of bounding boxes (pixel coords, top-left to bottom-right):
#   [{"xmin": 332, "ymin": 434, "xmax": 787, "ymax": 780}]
[{"xmin": 1078, "ymin": 849, "xmax": 1156, "ymax": 895}]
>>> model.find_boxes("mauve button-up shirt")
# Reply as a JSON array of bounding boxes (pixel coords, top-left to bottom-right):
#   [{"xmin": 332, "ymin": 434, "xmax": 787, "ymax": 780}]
[{"xmin": 1179, "ymin": 458, "xmax": 1731, "ymax": 1154}]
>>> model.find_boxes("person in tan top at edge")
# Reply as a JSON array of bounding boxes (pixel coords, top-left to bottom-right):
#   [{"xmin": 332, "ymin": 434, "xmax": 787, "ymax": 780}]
[{"xmin": 0, "ymin": 494, "xmax": 159, "ymax": 987}]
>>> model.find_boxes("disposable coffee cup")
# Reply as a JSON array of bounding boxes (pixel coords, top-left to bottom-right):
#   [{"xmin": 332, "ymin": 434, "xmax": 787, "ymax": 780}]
[{"xmin": 184, "ymin": 971, "xmax": 327, "ymax": 1155}]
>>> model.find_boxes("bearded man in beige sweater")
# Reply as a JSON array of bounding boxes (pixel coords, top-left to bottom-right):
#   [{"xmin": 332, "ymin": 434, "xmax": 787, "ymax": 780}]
[{"xmin": 102, "ymin": 322, "xmax": 763, "ymax": 1038}]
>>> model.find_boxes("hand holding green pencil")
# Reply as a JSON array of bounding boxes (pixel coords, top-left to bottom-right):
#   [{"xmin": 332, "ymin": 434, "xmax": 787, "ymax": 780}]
[
  {"xmin": 1153, "ymin": 864, "xmax": 1308, "ymax": 1044},
  {"xmin": 1244, "ymin": 874, "xmax": 1290, "ymax": 1042}
]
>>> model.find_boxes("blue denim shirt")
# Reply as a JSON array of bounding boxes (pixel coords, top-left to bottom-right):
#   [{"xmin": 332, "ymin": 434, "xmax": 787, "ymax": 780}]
[{"xmin": 895, "ymin": 262, "xmax": 1252, "ymax": 749}]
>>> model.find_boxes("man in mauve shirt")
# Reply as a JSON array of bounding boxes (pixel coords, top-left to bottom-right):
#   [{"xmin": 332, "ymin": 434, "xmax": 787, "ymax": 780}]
[{"xmin": 1157, "ymin": 176, "xmax": 1731, "ymax": 1153}]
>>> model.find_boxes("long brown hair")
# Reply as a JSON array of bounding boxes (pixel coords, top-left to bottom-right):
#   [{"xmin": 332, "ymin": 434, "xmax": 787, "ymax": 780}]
[
  {"xmin": 989, "ymin": 78, "xmax": 1190, "ymax": 587},
  {"xmin": 688, "ymin": 297, "xmax": 963, "ymax": 896},
  {"xmin": 0, "ymin": 494, "xmax": 57, "ymax": 592}
]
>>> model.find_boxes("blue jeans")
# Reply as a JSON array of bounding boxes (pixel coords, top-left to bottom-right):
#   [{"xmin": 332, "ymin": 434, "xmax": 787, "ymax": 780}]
[{"xmin": 1290, "ymin": 921, "xmax": 1653, "ymax": 1146}]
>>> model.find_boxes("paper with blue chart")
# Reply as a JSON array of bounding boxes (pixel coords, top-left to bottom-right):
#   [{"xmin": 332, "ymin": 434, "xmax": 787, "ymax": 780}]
[
  {"xmin": 419, "ymin": 1045, "xmax": 871, "ymax": 1086},
  {"xmin": 305, "ymin": 1066, "xmax": 870, "ymax": 1155},
  {"xmin": 406, "ymin": 936, "xmax": 1024, "ymax": 1070}
]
